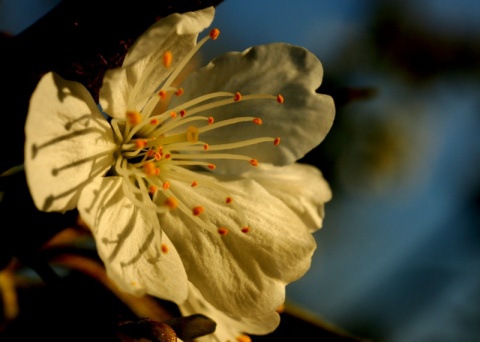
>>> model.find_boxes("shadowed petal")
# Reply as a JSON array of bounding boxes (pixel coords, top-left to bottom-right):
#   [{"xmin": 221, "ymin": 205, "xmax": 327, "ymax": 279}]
[
  {"xmin": 25, "ymin": 72, "xmax": 115, "ymax": 212},
  {"xmin": 78, "ymin": 176, "xmax": 188, "ymax": 304},
  {"xmin": 180, "ymin": 283, "xmax": 280, "ymax": 342}
]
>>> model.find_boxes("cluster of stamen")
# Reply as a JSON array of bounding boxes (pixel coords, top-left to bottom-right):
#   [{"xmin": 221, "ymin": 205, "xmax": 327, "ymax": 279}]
[{"xmin": 111, "ymin": 28, "xmax": 283, "ymax": 244}]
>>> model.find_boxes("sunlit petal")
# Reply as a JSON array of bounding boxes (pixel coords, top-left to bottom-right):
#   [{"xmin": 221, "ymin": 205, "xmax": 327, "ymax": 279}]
[
  {"xmin": 159, "ymin": 173, "xmax": 316, "ymax": 317},
  {"xmin": 169, "ymin": 43, "xmax": 335, "ymax": 174},
  {"xmin": 100, "ymin": 7, "xmax": 215, "ymax": 119}
]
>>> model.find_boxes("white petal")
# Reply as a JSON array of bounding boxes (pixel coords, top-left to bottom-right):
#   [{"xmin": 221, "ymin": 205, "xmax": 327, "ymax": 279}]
[
  {"xmin": 169, "ymin": 43, "xmax": 335, "ymax": 174},
  {"xmin": 245, "ymin": 163, "xmax": 332, "ymax": 232},
  {"xmin": 99, "ymin": 7, "xmax": 215, "ymax": 119},
  {"xmin": 78, "ymin": 176, "xmax": 188, "ymax": 304},
  {"xmin": 158, "ymin": 173, "xmax": 316, "ymax": 317},
  {"xmin": 180, "ymin": 283, "xmax": 280, "ymax": 342},
  {"xmin": 24, "ymin": 72, "xmax": 115, "ymax": 212}
]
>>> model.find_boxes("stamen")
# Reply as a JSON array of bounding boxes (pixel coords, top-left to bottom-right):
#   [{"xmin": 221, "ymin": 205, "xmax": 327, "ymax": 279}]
[
  {"xmin": 161, "ymin": 244, "xmax": 169, "ymax": 253},
  {"xmin": 164, "ymin": 197, "xmax": 178, "ymax": 209},
  {"xmin": 163, "ymin": 181, "xmax": 170, "ymax": 190},
  {"xmin": 207, "ymin": 164, "xmax": 216, "ymax": 170},
  {"xmin": 199, "ymin": 117, "xmax": 264, "ymax": 134},
  {"xmin": 126, "ymin": 111, "xmax": 142, "ymax": 126},
  {"xmin": 226, "ymin": 197, "xmax": 233, "ymax": 204},
  {"xmin": 218, "ymin": 227, "xmax": 228, "ymax": 235},
  {"xmin": 143, "ymin": 161, "xmax": 157, "ymax": 176},
  {"xmin": 208, "ymin": 117, "xmax": 214, "ymax": 125},
  {"xmin": 277, "ymin": 94, "xmax": 284, "ymax": 103},
  {"xmin": 209, "ymin": 28, "xmax": 220, "ymax": 40},
  {"xmin": 192, "ymin": 206, "xmax": 204, "ymax": 216},
  {"xmin": 170, "ymin": 111, "xmax": 177, "ymax": 118},
  {"xmin": 249, "ymin": 159, "xmax": 259, "ymax": 167},
  {"xmin": 234, "ymin": 92, "xmax": 242, "ymax": 102},
  {"xmin": 149, "ymin": 185, "xmax": 157, "ymax": 194},
  {"xmin": 253, "ymin": 118, "xmax": 262, "ymax": 125},
  {"xmin": 163, "ymin": 51, "xmax": 173, "ymax": 68},
  {"xmin": 135, "ymin": 139, "xmax": 147, "ymax": 149},
  {"xmin": 237, "ymin": 334, "xmax": 252, "ymax": 342},
  {"xmin": 175, "ymin": 88, "xmax": 184, "ymax": 96},
  {"xmin": 203, "ymin": 144, "xmax": 209, "ymax": 151},
  {"xmin": 274, "ymin": 137, "xmax": 281, "ymax": 146},
  {"xmin": 159, "ymin": 90, "xmax": 167, "ymax": 99},
  {"xmin": 162, "ymin": 31, "xmax": 221, "ymax": 89},
  {"xmin": 241, "ymin": 227, "xmax": 250, "ymax": 233},
  {"xmin": 180, "ymin": 110, "xmax": 186, "ymax": 117}
]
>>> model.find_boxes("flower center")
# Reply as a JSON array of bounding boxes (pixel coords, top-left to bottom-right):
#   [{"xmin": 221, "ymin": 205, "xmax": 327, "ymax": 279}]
[{"xmin": 110, "ymin": 28, "xmax": 282, "ymax": 235}]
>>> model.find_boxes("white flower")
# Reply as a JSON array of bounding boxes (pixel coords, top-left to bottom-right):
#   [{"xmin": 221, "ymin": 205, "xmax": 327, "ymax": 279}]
[{"xmin": 24, "ymin": 7, "xmax": 334, "ymax": 318}]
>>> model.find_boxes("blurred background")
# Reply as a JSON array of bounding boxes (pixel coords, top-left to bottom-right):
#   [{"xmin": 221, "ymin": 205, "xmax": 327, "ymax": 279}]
[{"xmin": 2, "ymin": 0, "xmax": 480, "ymax": 341}]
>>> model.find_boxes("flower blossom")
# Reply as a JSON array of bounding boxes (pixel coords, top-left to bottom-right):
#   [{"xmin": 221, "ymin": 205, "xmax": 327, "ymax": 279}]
[{"xmin": 24, "ymin": 6, "xmax": 334, "ymax": 320}]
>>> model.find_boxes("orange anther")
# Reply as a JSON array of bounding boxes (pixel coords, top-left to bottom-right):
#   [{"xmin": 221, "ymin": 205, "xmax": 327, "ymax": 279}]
[
  {"xmin": 208, "ymin": 117, "xmax": 214, "ymax": 125},
  {"xmin": 226, "ymin": 197, "xmax": 233, "ymax": 204},
  {"xmin": 191, "ymin": 180, "xmax": 198, "ymax": 187},
  {"xmin": 192, "ymin": 206, "xmax": 204, "ymax": 216},
  {"xmin": 274, "ymin": 137, "xmax": 281, "ymax": 146},
  {"xmin": 135, "ymin": 139, "xmax": 147, "ymax": 149},
  {"xmin": 162, "ymin": 181, "xmax": 170, "ymax": 190},
  {"xmin": 218, "ymin": 227, "xmax": 228, "ymax": 235},
  {"xmin": 150, "ymin": 118, "xmax": 159, "ymax": 125},
  {"xmin": 143, "ymin": 161, "xmax": 156, "ymax": 176},
  {"xmin": 154, "ymin": 168, "xmax": 160, "ymax": 175},
  {"xmin": 277, "ymin": 94, "xmax": 284, "ymax": 104},
  {"xmin": 158, "ymin": 90, "xmax": 167, "ymax": 99},
  {"xmin": 148, "ymin": 185, "xmax": 157, "ymax": 194},
  {"xmin": 164, "ymin": 197, "xmax": 178, "ymax": 209},
  {"xmin": 126, "ymin": 111, "xmax": 142, "ymax": 126},
  {"xmin": 203, "ymin": 144, "xmax": 209, "ymax": 151},
  {"xmin": 179, "ymin": 109, "xmax": 186, "ymax": 117},
  {"xmin": 147, "ymin": 149, "xmax": 155, "ymax": 157},
  {"xmin": 253, "ymin": 118, "xmax": 262, "ymax": 125},
  {"xmin": 163, "ymin": 51, "xmax": 172, "ymax": 68},
  {"xmin": 165, "ymin": 154, "xmax": 171, "ymax": 159},
  {"xmin": 175, "ymin": 88, "xmax": 184, "ymax": 96},
  {"xmin": 154, "ymin": 152, "xmax": 162, "ymax": 160},
  {"xmin": 241, "ymin": 227, "xmax": 250, "ymax": 233},
  {"xmin": 207, "ymin": 164, "xmax": 216, "ymax": 170},
  {"xmin": 161, "ymin": 244, "xmax": 169, "ymax": 253},
  {"xmin": 170, "ymin": 111, "xmax": 177, "ymax": 118},
  {"xmin": 209, "ymin": 28, "xmax": 220, "ymax": 40},
  {"xmin": 249, "ymin": 159, "xmax": 258, "ymax": 167},
  {"xmin": 234, "ymin": 92, "xmax": 242, "ymax": 102},
  {"xmin": 236, "ymin": 334, "xmax": 252, "ymax": 342}
]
